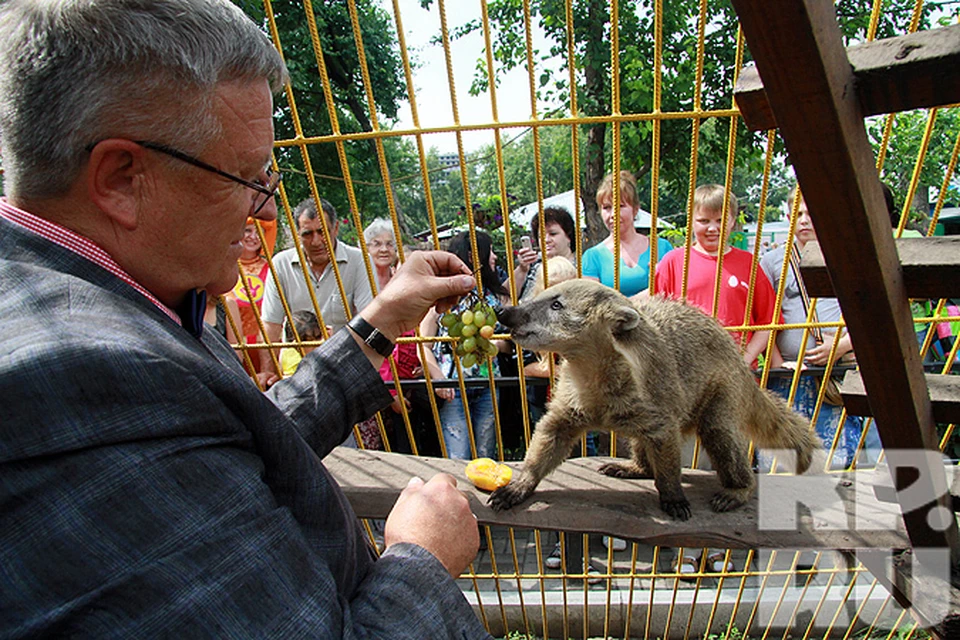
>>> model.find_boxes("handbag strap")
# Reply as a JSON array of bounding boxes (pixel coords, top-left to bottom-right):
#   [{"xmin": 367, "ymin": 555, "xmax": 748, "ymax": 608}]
[{"xmin": 787, "ymin": 242, "xmax": 824, "ymax": 343}]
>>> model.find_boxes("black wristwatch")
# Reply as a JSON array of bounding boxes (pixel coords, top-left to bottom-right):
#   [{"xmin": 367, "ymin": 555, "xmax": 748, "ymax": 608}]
[{"xmin": 347, "ymin": 315, "xmax": 395, "ymax": 357}]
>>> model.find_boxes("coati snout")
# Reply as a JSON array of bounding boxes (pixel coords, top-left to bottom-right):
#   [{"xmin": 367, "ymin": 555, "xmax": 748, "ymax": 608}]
[{"xmin": 496, "ymin": 305, "xmax": 526, "ymax": 331}]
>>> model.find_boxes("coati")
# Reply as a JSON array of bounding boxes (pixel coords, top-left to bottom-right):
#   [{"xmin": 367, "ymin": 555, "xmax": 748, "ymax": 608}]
[{"xmin": 489, "ymin": 279, "xmax": 821, "ymax": 520}]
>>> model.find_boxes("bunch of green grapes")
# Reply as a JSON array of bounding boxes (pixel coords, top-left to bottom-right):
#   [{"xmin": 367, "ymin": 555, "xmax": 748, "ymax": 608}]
[{"xmin": 439, "ymin": 297, "xmax": 499, "ymax": 369}]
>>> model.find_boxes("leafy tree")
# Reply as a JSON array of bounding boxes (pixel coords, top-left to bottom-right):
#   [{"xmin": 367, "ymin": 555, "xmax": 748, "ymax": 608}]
[
  {"xmin": 836, "ymin": 1, "xmax": 959, "ymax": 230},
  {"xmin": 237, "ymin": 0, "xmax": 423, "ymax": 246},
  {"xmin": 239, "ymin": 0, "xmax": 958, "ymax": 249},
  {"xmin": 471, "ymin": 125, "xmax": 579, "ymax": 211},
  {"xmin": 422, "ymin": 0, "xmax": 957, "ymax": 245},
  {"xmin": 869, "ymin": 108, "xmax": 960, "ymax": 229},
  {"xmin": 834, "ymin": 0, "xmax": 952, "ymax": 41},
  {"xmin": 428, "ymin": 0, "xmax": 771, "ymax": 245},
  {"xmin": 393, "ymin": 149, "xmax": 517, "ymax": 246}
]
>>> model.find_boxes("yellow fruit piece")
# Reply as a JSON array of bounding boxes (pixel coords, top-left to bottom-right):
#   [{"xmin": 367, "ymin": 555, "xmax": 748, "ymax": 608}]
[{"xmin": 464, "ymin": 458, "xmax": 513, "ymax": 492}]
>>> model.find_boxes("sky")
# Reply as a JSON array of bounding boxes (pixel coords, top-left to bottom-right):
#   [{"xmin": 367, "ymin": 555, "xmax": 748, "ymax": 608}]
[{"xmin": 384, "ymin": 0, "xmax": 551, "ymax": 154}]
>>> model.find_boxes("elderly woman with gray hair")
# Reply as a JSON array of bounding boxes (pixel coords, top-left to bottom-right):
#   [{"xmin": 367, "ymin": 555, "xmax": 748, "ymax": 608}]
[
  {"xmin": 364, "ymin": 218, "xmax": 399, "ymax": 292},
  {"xmin": 360, "ymin": 218, "xmax": 442, "ymax": 455}
]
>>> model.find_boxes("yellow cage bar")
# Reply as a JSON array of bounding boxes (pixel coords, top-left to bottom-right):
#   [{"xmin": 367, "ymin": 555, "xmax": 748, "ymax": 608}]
[{"xmin": 229, "ymin": 0, "xmax": 960, "ymax": 637}]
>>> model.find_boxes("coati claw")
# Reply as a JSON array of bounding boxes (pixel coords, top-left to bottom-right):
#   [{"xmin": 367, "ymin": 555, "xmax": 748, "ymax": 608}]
[
  {"xmin": 661, "ymin": 498, "xmax": 692, "ymax": 521},
  {"xmin": 488, "ymin": 484, "xmax": 532, "ymax": 512},
  {"xmin": 710, "ymin": 492, "xmax": 746, "ymax": 513},
  {"xmin": 598, "ymin": 461, "xmax": 653, "ymax": 479}
]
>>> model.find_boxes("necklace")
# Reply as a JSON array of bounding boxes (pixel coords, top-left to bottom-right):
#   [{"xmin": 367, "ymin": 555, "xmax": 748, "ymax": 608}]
[{"xmin": 239, "ymin": 255, "xmax": 265, "ymax": 275}]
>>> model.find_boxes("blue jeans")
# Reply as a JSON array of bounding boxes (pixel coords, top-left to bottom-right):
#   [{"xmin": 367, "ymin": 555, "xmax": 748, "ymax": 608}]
[
  {"xmin": 440, "ymin": 387, "xmax": 498, "ymax": 460},
  {"xmin": 766, "ymin": 376, "xmax": 881, "ymax": 470}
]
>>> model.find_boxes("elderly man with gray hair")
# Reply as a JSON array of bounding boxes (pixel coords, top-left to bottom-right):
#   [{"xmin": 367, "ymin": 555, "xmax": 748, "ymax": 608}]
[{"xmin": 0, "ymin": 1, "xmax": 490, "ymax": 638}]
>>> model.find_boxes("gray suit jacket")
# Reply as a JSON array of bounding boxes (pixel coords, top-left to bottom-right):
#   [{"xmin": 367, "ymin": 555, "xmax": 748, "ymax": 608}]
[{"xmin": 0, "ymin": 215, "xmax": 490, "ymax": 639}]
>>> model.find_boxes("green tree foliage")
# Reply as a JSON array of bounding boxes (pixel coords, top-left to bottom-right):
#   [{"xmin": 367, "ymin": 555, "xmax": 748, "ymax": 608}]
[
  {"xmin": 834, "ymin": 0, "xmax": 950, "ymax": 41},
  {"xmin": 842, "ymin": 2, "xmax": 959, "ymax": 230},
  {"xmin": 471, "ymin": 125, "xmax": 579, "ymax": 212},
  {"xmin": 236, "ymin": 0, "xmax": 425, "ymax": 247},
  {"xmin": 238, "ymin": 0, "xmax": 957, "ymax": 250},
  {"xmin": 432, "ymin": 0, "xmax": 779, "ymax": 245},
  {"xmin": 405, "ymin": 149, "xmax": 477, "ymax": 242},
  {"xmin": 869, "ymin": 109, "xmax": 960, "ymax": 228},
  {"xmin": 421, "ymin": 0, "xmax": 957, "ymax": 245}
]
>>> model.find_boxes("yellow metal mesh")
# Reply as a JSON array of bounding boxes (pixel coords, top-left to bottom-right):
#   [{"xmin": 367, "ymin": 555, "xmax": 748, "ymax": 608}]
[{"xmin": 235, "ymin": 0, "xmax": 958, "ymax": 637}]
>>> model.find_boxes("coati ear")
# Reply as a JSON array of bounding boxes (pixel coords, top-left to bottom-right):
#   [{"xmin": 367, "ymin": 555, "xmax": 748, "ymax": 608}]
[{"xmin": 609, "ymin": 303, "xmax": 641, "ymax": 336}]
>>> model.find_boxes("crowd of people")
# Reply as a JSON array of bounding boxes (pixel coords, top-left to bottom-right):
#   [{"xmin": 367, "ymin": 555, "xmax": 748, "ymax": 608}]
[
  {"xmin": 203, "ymin": 161, "xmax": 895, "ymax": 574},
  {"xmin": 2, "ymin": 0, "xmax": 923, "ymax": 634}
]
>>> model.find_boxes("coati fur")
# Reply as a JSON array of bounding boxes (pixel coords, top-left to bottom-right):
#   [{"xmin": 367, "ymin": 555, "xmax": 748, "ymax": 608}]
[{"xmin": 489, "ymin": 279, "xmax": 821, "ymax": 520}]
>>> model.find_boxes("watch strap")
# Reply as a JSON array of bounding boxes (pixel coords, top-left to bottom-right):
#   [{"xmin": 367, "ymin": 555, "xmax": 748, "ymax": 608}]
[{"xmin": 347, "ymin": 315, "xmax": 395, "ymax": 357}]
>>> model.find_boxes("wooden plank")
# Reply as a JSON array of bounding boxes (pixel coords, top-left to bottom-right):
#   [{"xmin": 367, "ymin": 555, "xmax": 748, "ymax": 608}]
[
  {"xmin": 734, "ymin": 64, "xmax": 779, "ymax": 132},
  {"xmin": 841, "ymin": 370, "xmax": 960, "ymax": 423},
  {"xmin": 729, "ymin": 0, "xmax": 958, "ymax": 556},
  {"xmin": 327, "ymin": 448, "xmax": 911, "ymax": 551},
  {"xmin": 800, "ymin": 236, "xmax": 960, "ymax": 299},
  {"xmin": 735, "ymin": 23, "xmax": 960, "ymax": 131},
  {"xmin": 859, "ymin": 549, "xmax": 960, "ymax": 636}
]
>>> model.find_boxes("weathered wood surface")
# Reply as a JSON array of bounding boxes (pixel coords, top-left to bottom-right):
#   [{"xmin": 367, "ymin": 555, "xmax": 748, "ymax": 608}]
[
  {"xmin": 735, "ymin": 23, "xmax": 960, "ymax": 131},
  {"xmin": 841, "ymin": 370, "xmax": 960, "ymax": 423},
  {"xmin": 730, "ymin": 0, "xmax": 957, "ymax": 554},
  {"xmin": 859, "ymin": 548, "xmax": 960, "ymax": 636},
  {"xmin": 328, "ymin": 447, "xmax": 911, "ymax": 551},
  {"xmin": 800, "ymin": 237, "xmax": 960, "ymax": 299}
]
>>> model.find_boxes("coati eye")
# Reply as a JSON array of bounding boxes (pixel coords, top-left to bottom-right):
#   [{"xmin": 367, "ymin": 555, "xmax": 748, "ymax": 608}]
[{"xmin": 550, "ymin": 299, "xmax": 563, "ymax": 311}]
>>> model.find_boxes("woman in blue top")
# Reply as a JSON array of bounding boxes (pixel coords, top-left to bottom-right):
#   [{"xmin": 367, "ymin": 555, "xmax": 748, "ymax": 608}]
[{"xmin": 582, "ymin": 170, "xmax": 673, "ymax": 297}]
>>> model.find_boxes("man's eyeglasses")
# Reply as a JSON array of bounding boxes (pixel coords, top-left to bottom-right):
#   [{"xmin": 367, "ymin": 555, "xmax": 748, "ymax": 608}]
[{"xmin": 87, "ymin": 140, "xmax": 281, "ymax": 215}]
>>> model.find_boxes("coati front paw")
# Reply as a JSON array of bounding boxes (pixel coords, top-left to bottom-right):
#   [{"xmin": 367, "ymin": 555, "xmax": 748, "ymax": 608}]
[
  {"xmin": 660, "ymin": 497, "xmax": 692, "ymax": 521},
  {"xmin": 488, "ymin": 482, "xmax": 534, "ymax": 512},
  {"xmin": 710, "ymin": 489, "xmax": 750, "ymax": 513},
  {"xmin": 598, "ymin": 461, "xmax": 653, "ymax": 479}
]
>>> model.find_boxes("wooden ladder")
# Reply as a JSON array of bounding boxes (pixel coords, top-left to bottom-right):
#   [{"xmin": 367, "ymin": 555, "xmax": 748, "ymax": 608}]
[{"xmin": 730, "ymin": 2, "xmax": 960, "ymax": 635}]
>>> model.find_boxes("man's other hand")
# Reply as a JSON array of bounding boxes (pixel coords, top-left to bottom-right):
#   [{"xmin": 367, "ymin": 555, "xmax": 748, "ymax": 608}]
[
  {"xmin": 255, "ymin": 371, "xmax": 280, "ymax": 390},
  {"xmin": 384, "ymin": 474, "xmax": 480, "ymax": 577}
]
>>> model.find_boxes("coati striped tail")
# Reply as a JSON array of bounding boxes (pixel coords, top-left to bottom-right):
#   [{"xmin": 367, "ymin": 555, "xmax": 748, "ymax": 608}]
[{"xmin": 744, "ymin": 383, "xmax": 821, "ymax": 474}]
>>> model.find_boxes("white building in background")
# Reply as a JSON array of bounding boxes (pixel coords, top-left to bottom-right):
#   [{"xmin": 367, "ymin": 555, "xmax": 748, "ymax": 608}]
[
  {"xmin": 742, "ymin": 220, "xmax": 794, "ymax": 251},
  {"xmin": 437, "ymin": 152, "xmax": 460, "ymax": 172}
]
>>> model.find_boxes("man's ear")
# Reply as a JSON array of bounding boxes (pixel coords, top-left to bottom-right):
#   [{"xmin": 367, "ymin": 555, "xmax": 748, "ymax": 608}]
[
  {"xmin": 86, "ymin": 139, "xmax": 149, "ymax": 230},
  {"xmin": 610, "ymin": 303, "xmax": 641, "ymax": 336}
]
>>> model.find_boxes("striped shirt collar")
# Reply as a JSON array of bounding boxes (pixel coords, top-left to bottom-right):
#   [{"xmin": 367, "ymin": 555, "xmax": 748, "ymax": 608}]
[{"xmin": 0, "ymin": 198, "xmax": 181, "ymax": 326}]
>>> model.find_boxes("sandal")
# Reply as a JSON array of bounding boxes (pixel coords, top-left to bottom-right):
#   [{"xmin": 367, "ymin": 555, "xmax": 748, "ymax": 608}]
[
  {"xmin": 544, "ymin": 543, "xmax": 562, "ymax": 569},
  {"xmin": 674, "ymin": 554, "xmax": 699, "ymax": 580},
  {"xmin": 705, "ymin": 550, "xmax": 735, "ymax": 573}
]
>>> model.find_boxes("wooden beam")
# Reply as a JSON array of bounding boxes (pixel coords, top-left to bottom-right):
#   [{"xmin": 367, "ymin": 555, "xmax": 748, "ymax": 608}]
[
  {"xmin": 327, "ymin": 448, "xmax": 910, "ymax": 550},
  {"xmin": 729, "ymin": 0, "xmax": 958, "ymax": 557},
  {"xmin": 735, "ymin": 23, "xmax": 960, "ymax": 131},
  {"xmin": 841, "ymin": 370, "xmax": 960, "ymax": 423},
  {"xmin": 734, "ymin": 64, "xmax": 778, "ymax": 132},
  {"xmin": 859, "ymin": 549, "xmax": 960, "ymax": 636},
  {"xmin": 800, "ymin": 237, "xmax": 960, "ymax": 299}
]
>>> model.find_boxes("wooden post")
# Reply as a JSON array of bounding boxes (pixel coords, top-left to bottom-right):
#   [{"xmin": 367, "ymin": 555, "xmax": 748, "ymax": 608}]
[{"xmin": 729, "ymin": 0, "xmax": 958, "ymax": 561}]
